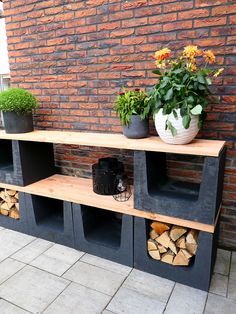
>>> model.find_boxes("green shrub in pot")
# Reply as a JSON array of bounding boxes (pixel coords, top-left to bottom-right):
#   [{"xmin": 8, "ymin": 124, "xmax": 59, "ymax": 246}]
[
  {"xmin": 114, "ymin": 88, "xmax": 151, "ymax": 139},
  {"xmin": 0, "ymin": 88, "xmax": 38, "ymax": 134}
]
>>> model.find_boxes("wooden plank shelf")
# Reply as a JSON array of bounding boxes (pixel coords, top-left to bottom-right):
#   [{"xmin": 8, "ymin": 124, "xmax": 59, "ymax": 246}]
[
  {"xmin": 0, "ymin": 174, "xmax": 218, "ymax": 233},
  {"xmin": 0, "ymin": 130, "xmax": 225, "ymax": 157}
]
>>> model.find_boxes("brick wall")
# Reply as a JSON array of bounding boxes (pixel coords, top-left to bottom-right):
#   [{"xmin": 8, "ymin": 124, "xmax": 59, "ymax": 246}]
[{"xmin": 3, "ymin": 0, "xmax": 236, "ymax": 249}]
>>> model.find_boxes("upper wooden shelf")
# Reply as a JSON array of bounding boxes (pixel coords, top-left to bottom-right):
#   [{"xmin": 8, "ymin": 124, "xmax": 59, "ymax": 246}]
[
  {"xmin": 0, "ymin": 130, "xmax": 225, "ymax": 156},
  {"xmin": 0, "ymin": 174, "xmax": 217, "ymax": 233}
]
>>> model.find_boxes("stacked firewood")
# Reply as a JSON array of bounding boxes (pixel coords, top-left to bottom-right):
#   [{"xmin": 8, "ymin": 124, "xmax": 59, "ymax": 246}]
[
  {"xmin": 147, "ymin": 221, "xmax": 198, "ymax": 266},
  {"xmin": 0, "ymin": 189, "xmax": 20, "ymax": 219}
]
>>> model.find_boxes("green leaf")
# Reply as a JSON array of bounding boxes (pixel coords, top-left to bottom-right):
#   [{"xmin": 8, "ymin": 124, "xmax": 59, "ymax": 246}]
[
  {"xmin": 164, "ymin": 88, "xmax": 173, "ymax": 101},
  {"xmin": 152, "ymin": 69, "xmax": 161, "ymax": 75},
  {"xmin": 197, "ymin": 75, "xmax": 205, "ymax": 84},
  {"xmin": 173, "ymin": 109, "xmax": 178, "ymax": 119},
  {"xmin": 167, "ymin": 121, "xmax": 177, "ymax": 136},
  {"xmin": 182, "ymin": 115, "xmax": 191, "ymax": 129},
  {"xmin": 191, "ymin": 104, "xmax": 202, "ymax": 115}
]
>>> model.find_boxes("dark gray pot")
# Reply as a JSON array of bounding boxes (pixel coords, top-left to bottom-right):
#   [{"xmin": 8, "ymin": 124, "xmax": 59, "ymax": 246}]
[
  {"xmin": 123, "ymin": 115, "xmax": 149, "ymax": 139},
  {"xmin": 3, "ymin": 111, "xmax": 34, "ymax": 134}
]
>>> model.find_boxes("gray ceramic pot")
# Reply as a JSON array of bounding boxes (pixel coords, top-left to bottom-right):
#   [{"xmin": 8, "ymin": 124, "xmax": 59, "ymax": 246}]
[
  {"xmin": 123, "ymin": 115, "xmax": 149, "ymax": 139},
  {"xmin": 3, "ymin": 111, "xmax": 34, "ymax": 134}
]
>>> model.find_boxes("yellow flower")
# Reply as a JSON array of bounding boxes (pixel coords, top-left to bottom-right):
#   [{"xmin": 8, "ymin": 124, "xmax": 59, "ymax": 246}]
[
  {"xmin": 204, "ymin": 50, "xmax": 215, "ymax": 64},
  {"xmin": 191, "ymin": 63, "xmax": 197, "ymax": 72},
  {"xmin": 155, "ymin": 48, "xmax": 171, "ymax": 61},
  {"xmin": 183, "ymin": 45, "xmax": 200, "ymax": 59},
  {"xmin": 213, "ymin": 68, "xmax": 224, "ymax": 77},
  {"xmin": 155, "ymin": 60, "xmax": 166, "ymax": 69}
]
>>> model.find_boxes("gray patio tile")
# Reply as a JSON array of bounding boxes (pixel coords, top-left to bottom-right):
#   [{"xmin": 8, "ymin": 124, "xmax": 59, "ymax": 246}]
[
  {"xmin": 107, "ymin": 286, "xmax": 166, "ymax": 314},
  {"xmin": 214, "ymin": 249, "xmax": 231, "ymax": 276},
  {"xmin": 209, "ymin": 273, "xmax": 228, "ymax": 297},
  {"xmin": 44, "ymin": 282, "xmax": 111, "ymax": 314},
  {"xmin": 11, "ymin": 238, "xmax": 53, "ymax": 264},
  {"xmin": 0, "ymin": 258, "xmax": 25, "ymax": 284},
  {"xmin": 63, "ymin": 261, "xmax": 126, "ymax": 296},
  {"xmin": 102, "ymin": 311, "xmax": 115, "ymax": 314},
  {"xmin": 123, "ymin": 269, "xmax": 174, "ymax": 303},
  {"xmin": 228, "ymin": 278, "xmax": 236, "ymax": 300},
  {"xmin": 165, "ymin": 283, "xmax": 207, "ymax": 314},
  {"xmin": 0, "ymin": 229, "xmax": 35, "ymax": 262},
  {"xmin": 30, "ymin": 243, "xmax": 84, "ymax": 276},
  {"xmin": 0, "ymin": 299, "xmax": 30, "ymax": 314},
  {"xmin": 204, "ymin": 293, "xmax": 236, "ymax": 314},
  {"xmin": 230, "ymin": 251, "xmax": 236, "ymax": 280},
  {"xmin": 0, "ymin": 265, "xmax": 69, "ymax": 314},
  {"xmin": 81, "ymin": 254, "xmax": 132, "ymax": 276}
]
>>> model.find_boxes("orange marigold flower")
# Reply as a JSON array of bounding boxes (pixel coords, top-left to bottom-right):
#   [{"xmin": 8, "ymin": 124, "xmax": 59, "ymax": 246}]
[
  {"xmin": 155, "ymin": 48, "xmax": 171, "ymax": 61},
  {"xmin": 204, "ymin": 50, "xmax": 215, "ymax": 64},
  {"xmin": 191, "ymin": 63, "xmax": 197, "ymax": 72},
  {"xmin": 183, "ymin": 45, "xmax": 200, "ymax": 59}
]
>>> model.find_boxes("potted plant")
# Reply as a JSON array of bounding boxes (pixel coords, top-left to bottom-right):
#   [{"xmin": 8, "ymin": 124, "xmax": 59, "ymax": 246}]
[
  {"xmin": 114, "ymin": 88, "xmax": 151, "ymax": 139},
  {"xmin": 149, "ymin": 46, "xmax": 224, "ymax": 144},
  {"xmin": 0, "ymin": 88, "xmax": 38, "ymax": 134}
]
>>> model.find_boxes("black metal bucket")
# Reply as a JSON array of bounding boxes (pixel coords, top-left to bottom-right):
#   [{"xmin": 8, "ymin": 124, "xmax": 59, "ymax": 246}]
[
  {"xmin": 92, "ymin": 157, "xmax": 124, "ymax": 195},
  {"xmin": 2, "ymin": 111, "xmax": 34, "ymax": 134}
]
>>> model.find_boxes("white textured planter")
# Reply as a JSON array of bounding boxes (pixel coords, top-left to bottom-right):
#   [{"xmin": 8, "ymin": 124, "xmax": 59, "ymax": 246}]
[{"xmin": 154, "ymin": 109, "xmax": 199, "ymax": 145}]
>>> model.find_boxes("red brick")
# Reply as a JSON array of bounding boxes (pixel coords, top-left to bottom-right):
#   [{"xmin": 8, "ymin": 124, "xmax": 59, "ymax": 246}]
[
  {"xmin": 122, "ymin": 0, "xmax": 148, "ymax": 10},
  {"xmin": 163, "ymin": 20, "xmax": 192, "ymax": 32},
  {"xmin": 178, "ymin": 9, "xmax": 209, "ymax": 20},
  {"xmin": 212, "ymin": 4, "xmax": 236, "ymax": 16},
  {"xmin": 163, "ymin": 1, "xmax": 193, "ymax": 13},
  {"xmin": 194, "ymin": 17, "xmax": 227, "ymax": 28}
]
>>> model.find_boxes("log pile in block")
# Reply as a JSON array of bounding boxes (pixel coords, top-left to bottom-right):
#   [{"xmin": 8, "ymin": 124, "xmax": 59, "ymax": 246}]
[
  {"xmin": 0, "ymin": 189, "xmax": 20, "ymax": 219},
  {"xmin": 147, "ymin": 221, "xmax": 199, "ymax": 266}
]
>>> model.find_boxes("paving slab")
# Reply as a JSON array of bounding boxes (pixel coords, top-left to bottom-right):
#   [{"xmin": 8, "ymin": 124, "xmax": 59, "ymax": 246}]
[
  {"xmin": 44, "ymin": 282, "xmax": 111, "ymax": 314},
  {"xmin": 204, "ymin": 293, "xmax": 236, "ymax": 314},
  {"xmin": 107, "ymin": 286, "xmax": 166, "ymax": 314},
  {"xmin": 63, "ymin": 261, "xmax": 126, "ymax": 296},
  {"xmin": 0, "ymin": 258, "xmax": 25, "ymax": 285},
  {"xmin": 0, "ymin": 265, "xmax": 69, "ymax": 314},
  {"xmin": 230, "ymin": 251, "xmax": 236, "ymax": 280},
  {"xmin": 81, "ymin": 254, "xmax": 132, "ymax": 276},
  {"xmin": 0, "ymin": 227, "xmax": 4, "ymax": 231},
  {"xmin": 123, "ymin": 269, "xmax": 174, "ymax": 303},
  {"xmin": 0, "ymin": 299, "xmax": 30, "ymax": 314},
  {"xmin": 0, "ymin": 229, "xmax": 35, "ymax": 262},
  {"xmin": 209, "ymin": 273, "xmax": 228, "ymax": 297},
  {"xmin": 214, "ymin": 249, "xmax": 231, "ymax": 276},
  {"xmin": 227, "ymin": 278, "xmax": 236, "ymax": 301},
  {"xmin": 164, "ymin": 283, "xmax": 207, "ymax": 314},
  {"xmin": 30, "ymin": 243, "xmax": 84, "ymax": 276},
  {"xmin": 11, "ymin": 238, "xmax": 53, "ymax": 264}
]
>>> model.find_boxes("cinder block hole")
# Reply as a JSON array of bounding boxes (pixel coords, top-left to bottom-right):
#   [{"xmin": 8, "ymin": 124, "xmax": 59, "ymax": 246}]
[
  {"xmin": 0, "ymin": 140, "xmax": 14, "ymax": 172},
  {"xmin": 81, "ymin": 205, "xmax": 122, "ymax": 249},
  {"xmin": 32, "ymin": 195, "xmax": 64, "ymax": 232},
  {"xmin": 146, "ymin": 152, "xmax": 203, "ymax": 201}
]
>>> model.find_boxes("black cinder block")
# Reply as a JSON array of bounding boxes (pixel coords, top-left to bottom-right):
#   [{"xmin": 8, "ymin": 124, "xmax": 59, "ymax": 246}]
[
  {"xmin": 0, "ymin": 192, "xmax": 29, "ymax": 234},
  {"xmin": 0, "ymin": 139, "xmax": 55, "ymax": 186},
  {"xmin": 24, "ymin": 193, "xmax": 74, "ymax": 248},
  {"xmin": 134, "ymin": 217, "xmax": 218, "ymax": 291},
  {"xmin": 134, "ymin": 148, "xmax": 226, "ymax": 224},
  {"xmin": 72, "ymin": 203, "xmax": 133, "ymax": 267}
]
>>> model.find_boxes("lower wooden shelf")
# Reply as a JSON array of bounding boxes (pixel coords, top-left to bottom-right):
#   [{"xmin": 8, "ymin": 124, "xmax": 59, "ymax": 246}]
[{"xmin": 0, "ymin": 174, "xmax": 218, "ymax": 233}]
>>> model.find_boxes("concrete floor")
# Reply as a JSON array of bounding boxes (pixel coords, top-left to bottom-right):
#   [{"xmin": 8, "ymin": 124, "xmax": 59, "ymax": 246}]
[{"xmin": 0, "ymin": 227, "xmax": 235, "ymax": 314}]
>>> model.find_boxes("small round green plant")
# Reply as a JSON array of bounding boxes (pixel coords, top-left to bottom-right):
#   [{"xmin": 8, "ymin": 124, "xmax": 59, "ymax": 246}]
[
  {"xmin": 114, "ymin": 89, "xmax": 150, "ymax": 126},
  {"xmin": 0, "ymin": 88, "xmax": 38, "ymax": 114}
]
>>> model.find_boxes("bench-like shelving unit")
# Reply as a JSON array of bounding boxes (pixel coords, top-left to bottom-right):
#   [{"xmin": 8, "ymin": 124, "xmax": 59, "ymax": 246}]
[{"xmin": 0, "ymin": 130, "xmax": 226, "ymax": 289}]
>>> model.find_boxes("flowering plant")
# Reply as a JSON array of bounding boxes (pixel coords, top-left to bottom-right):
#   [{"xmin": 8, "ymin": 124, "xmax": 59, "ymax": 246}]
[
  {"xmin": 149, "ymin": 46, "xmax": 223, "ymax": 136},
  {"xmin": 114, "ymin": 89, "xmax": 150, "ymax": 126}
]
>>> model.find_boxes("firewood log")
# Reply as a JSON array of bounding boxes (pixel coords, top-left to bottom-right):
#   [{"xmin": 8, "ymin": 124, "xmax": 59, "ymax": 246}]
[
  {"xmin": 168, "ymin": 240, "xmax": 177, "ymax": 255},
  {"xmin": 149, "ymin": 229, "xmax": 159, "ymax": 240},
  {"xmin": 148, "ymin": 249, "xmax": 161, "ymax": 260},
  {"xmin": 15, "ymin": 203, "xmax": 19, "ymax": 210},
  {"xmin": 176, "ymin": 236, "xmax": 186, "ymax": 249},
  {"xmin": 158, "ymin": 244, "xmax": 167, "ymax": 254},
  {"xmin": 181, "ymin": 249, "xmax": 193, "ymax": 259},
  {"xmin": 15, "ymin": 192, "xmax": 19, "ymax": 200},
  {"xmin": 186, "ymin": 229, "xmax": 198, "ymax": 244},
  {"xmin": 156, "ymin": 231, "xmax": 171, "ymax": 248},
  {"xmin": 173, "ymin": 250, "xmax": 190, "ymax": 266},
  {"xmin": 151, "ymin": 221, "xmax": 170, "ymax": 235},
  {"xmin": 147, "ymin": 239, "xmax": 159, "ymax": 251},
  {"xmin": 170, "ymin": 225, "xmax": 187, "ymax": 241},
  {"xmin": 9, "ymin": 208, "xmax": 20, "ymax": 220},
  {"xmin": 186, "ymin": 243, "xmax": 197, "ymax": 255},
  {"xmin": 161, "ymin": 250, "xmax": 174, "ymax": 264},
  {"xmin": 6, "ymin": 190, "xmax": 16, "ymax": 196}
]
